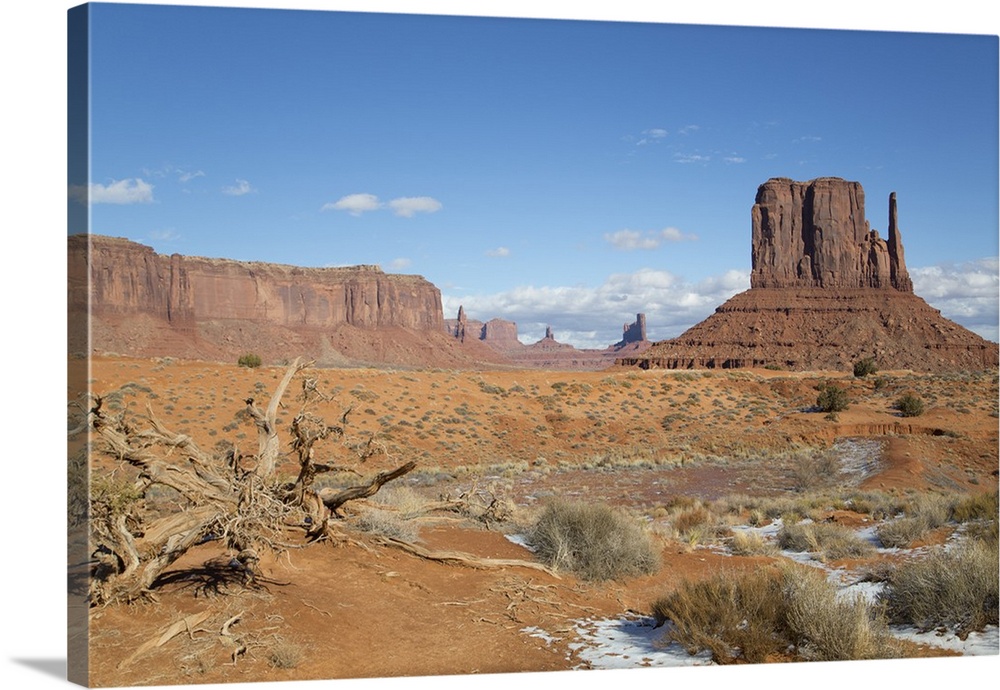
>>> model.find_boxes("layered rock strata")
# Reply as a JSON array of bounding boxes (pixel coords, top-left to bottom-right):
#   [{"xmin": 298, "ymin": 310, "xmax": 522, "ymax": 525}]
[
  {"xmin": 619, "ymin": 178, "xmax": 997, "ymax": 373},
  {"xmin": 751, "ymin": 177, "xmax": 912, "ymax": 291},
  {"xmin": 71, "ymin": 234, "xmax": 505, "ymax": 367}
]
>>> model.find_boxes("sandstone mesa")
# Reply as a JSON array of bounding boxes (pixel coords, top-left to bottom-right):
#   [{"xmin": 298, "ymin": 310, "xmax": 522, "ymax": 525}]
[{"xmin": 69, "ymin": 177, "xmax": 998, "ymax": 372}]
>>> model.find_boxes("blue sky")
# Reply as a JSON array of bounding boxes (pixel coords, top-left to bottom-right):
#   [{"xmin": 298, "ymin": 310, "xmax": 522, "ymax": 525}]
[{"xmin": 76, "ymin": 1, "xmax": 999, "ymax": 346}]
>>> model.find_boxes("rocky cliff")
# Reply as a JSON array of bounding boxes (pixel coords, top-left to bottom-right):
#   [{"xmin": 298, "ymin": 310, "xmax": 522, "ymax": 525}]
[
  {"xmin": 751, "ymin": 177, "xmax": 912, "ymax": 291},
  {"xmin": 71, "ymin": 234, "xmax": 505, "ymax": 367},
  {"xmin": 619, "ymin": 178, "xmax": 997, "ymax": 373}
]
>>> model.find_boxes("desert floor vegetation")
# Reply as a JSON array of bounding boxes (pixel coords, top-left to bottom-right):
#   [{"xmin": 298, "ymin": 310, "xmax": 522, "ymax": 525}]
[
  {"xmin": 526, "ymin": 500, "xmax": 659, "ymax": 581},
  {"xmin": 879, "ymin": 539, "xmax": 999, "ymax": 637},
  {"xmin": 78, "ymin": 355, "xmax": 999, "ymax": 684},
  {"xmin": 650, "ymin": 565, "xmax": 900, "ymax": 664}
]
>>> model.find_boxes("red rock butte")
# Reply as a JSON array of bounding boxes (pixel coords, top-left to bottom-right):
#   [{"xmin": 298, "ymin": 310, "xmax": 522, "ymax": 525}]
[
  {"xmin": 68, "ymin": 234, "xmax": 507, "ymax": 368},
  {"xmin": 618, "ymin": 177, "xmax": 998, "ymax": 373}
]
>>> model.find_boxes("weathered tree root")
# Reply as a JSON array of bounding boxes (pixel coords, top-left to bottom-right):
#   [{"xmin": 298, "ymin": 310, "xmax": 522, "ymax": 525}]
[{"xmin": 373, "ymin": 536, "xmax": 560, "ymax": 578}]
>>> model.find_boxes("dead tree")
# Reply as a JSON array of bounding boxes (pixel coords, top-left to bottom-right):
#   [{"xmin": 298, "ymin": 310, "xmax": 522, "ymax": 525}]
[{"xmin": 86, "ymin": 357, "xmax": 416, "ymax": 605}]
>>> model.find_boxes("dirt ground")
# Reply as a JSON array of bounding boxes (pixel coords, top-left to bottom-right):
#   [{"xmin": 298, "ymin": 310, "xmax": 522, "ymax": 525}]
[{"xmin": 77, "ymin": 356, "xmax": 999, "ymax": 686}]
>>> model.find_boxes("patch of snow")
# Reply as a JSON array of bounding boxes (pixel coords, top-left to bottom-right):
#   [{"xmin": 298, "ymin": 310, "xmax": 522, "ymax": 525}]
[
  {"xmin": 521, "ymin": 626, "xmax": 558, "ymax": 645},
  {"xmin": 503, "ymin": 533, "xmax": 535, "ymax": 552},
  {"xmin": 834, "ymin": 438, "xmax": 883, "ymax": 482},
  {"xmin": 569, "ymin": 615, "xmax": 713, "ymax": 669},
  {"xmin": 835, "ymin": 578, "xmax": 886, "ymax": 604},
  {"xmin": 892, "ymin": 625, "xmax": 999, "ymax": 656}
]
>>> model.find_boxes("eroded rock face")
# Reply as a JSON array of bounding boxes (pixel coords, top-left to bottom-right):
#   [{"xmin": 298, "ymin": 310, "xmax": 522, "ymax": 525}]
[
  {"xmin": 619, "ymin": 313, "xmax": 647, "ymax": 346},
  {"xmin": 481, "ymin": 318, "xmax": 522, "ymax": 351},
  {"xmin": 751, "ymin": 177, "xmax": 912, "ymax": 291},
  {"xmin": 73, "ymin": 234, "xmax": 501, "ymax": 367},
  {"xmin": 620, "ymin": 178, "xmax": 997, "ymax": 373},
  {"xmin": 81, "ymin": 235, "xmax": 444, "ymax": 330},
  {"xmin": 617, "ymin": 288, "xmax": 998, "ymax": 372}
]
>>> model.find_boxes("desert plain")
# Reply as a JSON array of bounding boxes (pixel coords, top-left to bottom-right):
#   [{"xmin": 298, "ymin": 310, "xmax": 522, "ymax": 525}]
[{"xmin": 76, "ymin": 353, "xmax": 999, "ymax": 686}]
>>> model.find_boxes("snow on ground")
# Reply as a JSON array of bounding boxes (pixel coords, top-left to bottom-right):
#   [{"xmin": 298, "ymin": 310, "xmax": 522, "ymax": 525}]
[
  {"xmin": 517, "ymin": 440, "xmax": 997, "ymax": 667},
  {"xmin": 892, "ymin": 625, "xmax": 999, "ymax": 656},
  {"xmin": 567, "ymin": 616, "xmax": 713, "ymax": 669},
  {"xmin": 833, "ymin": 438, "xmax": 883, "ymax": 482},
  {"xmin": 503, "ymin": 533, "xmax": 534, "ymax": 551}
]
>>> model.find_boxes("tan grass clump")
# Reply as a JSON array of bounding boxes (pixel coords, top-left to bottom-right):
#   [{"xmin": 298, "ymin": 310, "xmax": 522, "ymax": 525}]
[
  {"xmin": 267, "ymin": 639, "xmax": 305, "ymax": 669},
  {"xmin": 527, "ymin": 500, "xmax": 659, "ymax": 581},
  {"xmin": 729, "ymin": 530, "xmax": 779, "ymax": 557},
  {"xmin": 782, "ymin": 567, "xmax": 899, "ymax": 662},
  {"xmin": 651, "ymin": 565, "xmax": 898, "ymax": 664},
  {"xmin": 777, "ymin": 521, "xmax": 874, "ymax": 561},
  {"xmin": 879, "ymin": 539, "xmax": 999, "ymax": 636}
]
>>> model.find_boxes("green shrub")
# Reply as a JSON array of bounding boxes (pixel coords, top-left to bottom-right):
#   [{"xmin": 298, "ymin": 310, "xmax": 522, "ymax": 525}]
[
  {"xmin": 893, "ymin": 393, "xmax": 925, "ymax": 417},
  {"xmin": 527, "ymin": 500, "xmax": 658, "ymax": 581},
  {"xmin": 879, "ymin": 540, "xmax": 999, "ymax": 636},
  {"xmin": 853, "ymin": 357, "xmax": 877, "ymax": 378},
  {"xmin": 816, "ymin": 383, "xmax": 849, "ymax": 413},
  {"xmin": 237, "ymin": 353, "xmax": 262, "ymax": 368}
]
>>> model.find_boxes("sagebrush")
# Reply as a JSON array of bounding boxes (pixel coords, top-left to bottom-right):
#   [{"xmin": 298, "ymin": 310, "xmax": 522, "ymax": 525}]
[
  {"xmin": 527, "ymin": 500, "xmax": 658, "ymax": 581},
  {"xmin": 651, "ymin": 565, "xmax": 898, "ymax": 664}
]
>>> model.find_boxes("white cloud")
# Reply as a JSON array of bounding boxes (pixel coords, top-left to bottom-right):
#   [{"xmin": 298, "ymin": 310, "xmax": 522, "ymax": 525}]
[
  {"xmin": 388, "ymin": 196, "xmax": 443, "ymax": 217},
  {"xmin": 178, "ymin": 170, "xmax": 205, "ymax": 183},
  {"xmin": 911, "ymin": 257, "xmax": 999, "ymax": 342},
  {"xmin": 389, "ymin": 257, "xmax": 412, "ymax": 270},
  {"xmin": 605, "ymin": 227, "xmax": 698, "ymax": 250},
  {"xmin": 322, "ymin": 193, "xmax": 382, "ymax": 215},
  {"xmin": 70, "ymin": 178, "xmax": 154, "ymax": 205},
  {"xmin": 678, "ymin": 125, "xmax": 700, "ymax": 135},
  {"xmin": 673, "ymin": 153, "xmax": 710, "ymax": 164},
  {"xmin": 222, "ymin": 179, "xmax": 254, "ymax": 196},
  {"xmin": 724, "ymin": 156, "xmax": 746, "ymax": 164},
  {"xmin": 487, "ymin": 247, "xmax": 511, "ymax": 258},
  {"xmin": 443, "ymin": 267, "xmax": 749, "ymax": 349},
  {"xmin": 321, "ymin": 193, "xmax": 442, "ymax": 217},
  {"xmin": 636, "ymin": 128, "xmax": 668, "ymax": 145},
  {"xmin": 147, "ymin": 229, "xmax": 180, "ymax": 241}
]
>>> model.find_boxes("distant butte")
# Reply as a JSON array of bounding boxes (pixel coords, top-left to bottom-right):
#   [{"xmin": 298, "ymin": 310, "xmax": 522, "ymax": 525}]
[
  {"xmin": 618, "ymin": 177, "xmax": 998, "ymax": 373},
  {"xmin": 445, "ymin": 310, "xmax": 650, "ymax": 370}
]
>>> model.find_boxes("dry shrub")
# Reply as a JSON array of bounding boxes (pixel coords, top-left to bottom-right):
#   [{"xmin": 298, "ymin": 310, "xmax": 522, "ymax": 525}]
[
  {"xmin": 951, "ymin": 490, "xmax": 999, "ymax": 523},
  {"xmin": 369, "ymin": 485, "xmax": 429, "ymax": 518},
  {"xmin": 790, "ymin": 451, "xmax": 840, "ymax": 492},
  {"xmin": 651, "ymin": 567, "xmax": 787, "ymax": 664},
  {"xmin": 527, "ymin": 500, "xmax": 659, "ymax": 581},
  {"xmin": 353, "ymin": 508, "xmax": 419, "ymax": 541},
  {"xmin": 847, "ymin": 491, "xmax": 905, "ymax": 520},
  {"xmin": 729, "ymin": 530, "xmax": 779, "ymax": 557},
  {"xmin": 876, "ymin": 517, "xmax": 932, "ymax": 549},
  {"xmin": 782, "ymin": 567, "xmax": 899, "ymax": 661},
  {"xmin": 267, "ymin": 639, "xmax": 305, "ymax": 669},
  {"xmin": 652, "ymin": 566, "xmax": 898, "ymax": 664},
  {"xmin": 672, "ymin": 505, "xmax": 710, "ymax": 536},
  {"xmin": 777, "ymin": 521, "xmax": 874, "ymax": 561},
  {"xmin": 879, "ymin": 540, "xmax": 999, "ymax": 636},
  {"xmin": 878, "ymin": 493, "xmax": 955, "ymax": 548}
]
